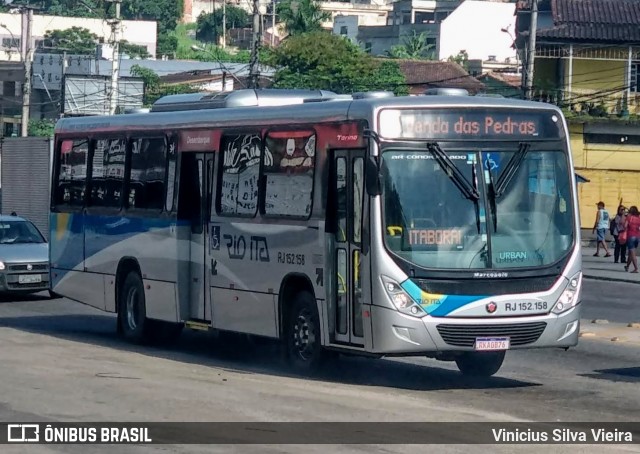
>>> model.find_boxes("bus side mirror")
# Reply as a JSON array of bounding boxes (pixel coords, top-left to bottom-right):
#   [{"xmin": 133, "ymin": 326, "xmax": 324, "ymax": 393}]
[{"xmin": 365, "ymin": 157, "xmax": 381, "ymax": 196}]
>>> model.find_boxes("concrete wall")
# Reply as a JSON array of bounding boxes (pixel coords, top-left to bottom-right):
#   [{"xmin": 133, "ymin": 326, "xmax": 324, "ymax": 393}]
[
  {"xmin": 0, "ymin": 13, "xmax": 157, "ymax": 61},
  {"xmin": 438, "ymin": 0, "xmax": 516, "ymax": 62},
  {"xmin": 569, "ymin": 121, "xmax": 640, "ymax": 227}
]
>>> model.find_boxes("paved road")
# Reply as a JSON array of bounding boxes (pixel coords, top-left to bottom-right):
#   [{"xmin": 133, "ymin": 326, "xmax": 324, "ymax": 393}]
[
  {"xmin": 0, "ymin": 282, "xmax": 638, "ymax": 454},
  {"xmin": 581, "ymin": 279, "xmax": 640, "ymax": 324}
]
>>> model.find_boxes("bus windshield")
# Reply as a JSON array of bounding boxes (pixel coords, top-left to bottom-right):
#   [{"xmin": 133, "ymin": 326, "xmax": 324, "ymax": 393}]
[{"xmin": 381, "ymin": 147, "xmax": 574, "ymax": 270}]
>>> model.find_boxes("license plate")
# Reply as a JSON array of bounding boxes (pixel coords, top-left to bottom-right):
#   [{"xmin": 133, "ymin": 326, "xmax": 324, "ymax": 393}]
[
  {"xmin": 18, "ymin": 274, "xmax": 42, "ymax": 284},
  {"xmin": 475, "ymin": 337, "xmax": 510, "ymax": 351}
]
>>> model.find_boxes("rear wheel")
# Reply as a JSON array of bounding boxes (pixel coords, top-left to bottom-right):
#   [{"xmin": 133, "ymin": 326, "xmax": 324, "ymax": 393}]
[
  {"xmin": 454, "ymin": 351, "xmax": 505, "ymax": 377},
  {"xmin": 118, "ymin": 271, "xmax": 150, "ymax": 343},
  {"xmin": 285, "ymin": 291, "xmax": 325, "ymax": 374}
]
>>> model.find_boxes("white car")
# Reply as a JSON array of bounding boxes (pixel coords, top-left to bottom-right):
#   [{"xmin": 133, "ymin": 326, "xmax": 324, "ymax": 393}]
[{"xmin": 0, "ymin": 214, "xmax": 50, "ymax": 295}]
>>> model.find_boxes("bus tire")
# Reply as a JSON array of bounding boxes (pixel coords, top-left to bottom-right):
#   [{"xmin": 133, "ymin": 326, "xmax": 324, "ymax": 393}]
[
  {"xmin": 286, "ymin": 291, "xmax": 324, "ymax": 374},
  {"xmin": 118, "ymin": 271, "xmax": 150, "ymax": 344},
  {"xmin": 454, "ymin": 351, "xmax": 505, "ymax": 377}
]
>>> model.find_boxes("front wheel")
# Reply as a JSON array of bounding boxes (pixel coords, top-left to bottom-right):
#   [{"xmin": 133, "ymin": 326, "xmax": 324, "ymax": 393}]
[
  {"xmin": 455, "ymin": 351, "xmax": 505, "ymax": 377},
  {"xmin": 285, "ymin": 291, "xmax": 325, "ymax": 374}
]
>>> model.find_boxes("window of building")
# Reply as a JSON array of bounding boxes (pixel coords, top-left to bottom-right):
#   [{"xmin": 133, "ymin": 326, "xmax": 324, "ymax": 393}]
[
  {"xmin": 218, "ymin": 133, "xmax": 261, "ymax": 216},
  {"xmin": 127, "ymin": 137, "xmax": 167, "ymax": 210},
  {"xmin": 54, "ymin": 139, "xmax": 89, "ymax": 207},
  {"xmin": 584, "ymin": 133, "xmax": 640, "ymax": 145},
  {"xmin": 415, "ymin": 12, "xmax": 435, "ymax": 24},
  {"xmin": 89, "ymin": 138, "xmax": 126, "ymax": 208},
  {"xmin": 262, "ymin": 131, "xmax": 316, "ymax": 219},
  {"xmin": 1, "ymin": 38, "xmax": 20, "ymax": 49},
  {"xmin": 631, "ymin": 62, "xmax": 640, "ymax": 93},
  {"xmin": 365, "ymin": 42, "xmax": 372, "ymax": 53},
  {"xmin": 340, "ymin": 26, "xmax": 348, "ymax": 35}
]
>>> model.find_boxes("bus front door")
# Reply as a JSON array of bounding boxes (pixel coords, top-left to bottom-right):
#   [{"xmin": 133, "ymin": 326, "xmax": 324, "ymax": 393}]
[
  {"xmin": 186, "ymin": 152, "xmax": 214, "ymax": 322},
  {"xmin": 332, "ymin": 150, "xmax": 365, "ymax": 346}
]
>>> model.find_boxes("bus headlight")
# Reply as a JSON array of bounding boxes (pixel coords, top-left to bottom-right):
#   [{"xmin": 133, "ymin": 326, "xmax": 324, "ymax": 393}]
[
  {"xmin": 381, "ymin": 276, "xmax": 426, "ymax": 317},
  {"xmin": 552, "ymin": 272, "xmax": 581, "ymax": 314}
]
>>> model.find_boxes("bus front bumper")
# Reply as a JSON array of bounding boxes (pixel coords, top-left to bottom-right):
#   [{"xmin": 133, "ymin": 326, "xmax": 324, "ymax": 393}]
[{"xmin": 369, "ymin": 304, "xmax": 581, "ymax": 355}]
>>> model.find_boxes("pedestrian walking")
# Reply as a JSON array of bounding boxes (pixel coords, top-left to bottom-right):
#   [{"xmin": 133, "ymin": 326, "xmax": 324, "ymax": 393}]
[
  {"xmin": 624, "ymin": 205, "xmax": 640, "ymax": 273},
  {"xmin": 612, "ymin": 205, "xmax": 627, "ymax": 263},
  {"xmin": 592, "ymin": 201, "xmax": 611, "ymax": 257}
]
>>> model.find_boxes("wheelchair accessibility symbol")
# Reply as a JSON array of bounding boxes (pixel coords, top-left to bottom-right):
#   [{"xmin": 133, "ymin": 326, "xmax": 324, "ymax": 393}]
[
  {"xmin": 211, "ymin": 225, "xmax": 220, "ymax": 250},
  {"xmin": 484, "ymin": 153, "xmax": 500, "ymax": 171}
]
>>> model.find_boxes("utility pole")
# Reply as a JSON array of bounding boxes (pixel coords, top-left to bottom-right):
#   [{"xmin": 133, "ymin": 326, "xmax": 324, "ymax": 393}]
[
  {"xmin": 107, "ymin": 0, "xmax": 121, "ymax": 115},
  {"xmin": 525, "ymin": 0, "xmax": 538, "ymax": 100},
  {"xmin": 248, "ymin": 0, "xmax": 262, "ymax": 89},
  {"xmin": 20, "ymin": 6, "xmax": 34, "ymax": 137},
  {"xmin": 222, "ymin": 1, "xmax": 226, "ymax": 48},
  {"xmin": 271, "ymin": 0, "xmax": 275, "ymax": 47}
]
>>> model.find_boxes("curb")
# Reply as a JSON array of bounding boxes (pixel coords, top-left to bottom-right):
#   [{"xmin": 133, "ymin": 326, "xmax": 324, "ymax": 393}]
[{"xmin": 583, "ymin": 274, "xmax": 640, "ymax": 285}]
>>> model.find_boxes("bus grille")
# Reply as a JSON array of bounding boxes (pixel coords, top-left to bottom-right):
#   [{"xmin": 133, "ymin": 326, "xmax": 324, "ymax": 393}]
[{"xmin": 436, "ymin": 322, "xmax": 547, "ymax": 347}]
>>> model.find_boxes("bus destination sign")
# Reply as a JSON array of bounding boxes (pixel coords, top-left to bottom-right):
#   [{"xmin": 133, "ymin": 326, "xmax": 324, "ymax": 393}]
[{"xmin": 379, "ymin": 109, "xmax": 563, "ymax": 140}]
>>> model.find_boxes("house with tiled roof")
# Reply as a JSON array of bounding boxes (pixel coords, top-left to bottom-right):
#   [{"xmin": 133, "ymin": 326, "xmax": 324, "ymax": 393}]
[
  {"xmin": 515, "ymin": 0, "xmax": 640, "ymax": 114},
  {"xmin": 476, "ymin": 71, "xmax": 522, "ymax": 98},
  {"xmin": 391, "ymin": 60, "xmax": 485, "ymax": 95},
  {"xmin": 515, "ymin": 0, "xmax": 640, "ymax": 228}
]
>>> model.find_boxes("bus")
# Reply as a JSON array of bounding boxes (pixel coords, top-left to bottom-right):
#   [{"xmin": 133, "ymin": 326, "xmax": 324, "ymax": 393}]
[{"xmin": 50, "ymin": 89, "xmax": 582, "ymax": 377}]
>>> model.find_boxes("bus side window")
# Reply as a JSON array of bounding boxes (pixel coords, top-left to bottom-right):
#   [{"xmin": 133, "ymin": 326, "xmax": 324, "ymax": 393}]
[
  {"xmin": 55, "ymin": 138, "xmax": 89, "ymax": 207},
  {"xmin": 128, "ymin": 137, "xmax": 167, "ymax": 211}
]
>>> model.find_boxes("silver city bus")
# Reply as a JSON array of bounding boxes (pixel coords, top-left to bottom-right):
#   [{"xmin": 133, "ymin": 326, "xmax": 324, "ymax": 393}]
[{"xmin": 50, "ymin": 89, "xmax": 582, "ymax": 377}]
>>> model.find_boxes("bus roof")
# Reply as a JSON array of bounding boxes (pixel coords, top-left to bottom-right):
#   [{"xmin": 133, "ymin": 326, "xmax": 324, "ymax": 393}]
[{"xmin": 54, "ymin": 90, "xmax": 563, "ymax": 136}]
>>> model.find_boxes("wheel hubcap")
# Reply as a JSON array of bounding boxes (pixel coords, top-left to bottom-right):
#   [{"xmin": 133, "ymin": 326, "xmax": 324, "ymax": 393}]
[
  {"xmin": 292, "ymin": 309, "xmax": 315, "ymax": 360},
  {"xmin": 126, "ymin": 287, "xmax": 139, "ymax": 331}
]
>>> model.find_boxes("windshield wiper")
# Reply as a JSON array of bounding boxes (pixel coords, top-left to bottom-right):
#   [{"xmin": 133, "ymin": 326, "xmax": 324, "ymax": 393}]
[
  {"xmin": 427, "ymin": 143, "xmax": 481, "ymax": 234},
  {"xmin": 484, "ymin": 157, "xmax": 498, "ymax": 232},
  {"xmin": 426, "ymin": 143, "xmax": 480, "ymax": 201},
  {"xmin": 494, "ymin": 142, "xmax": 530, "ymax": 198}
]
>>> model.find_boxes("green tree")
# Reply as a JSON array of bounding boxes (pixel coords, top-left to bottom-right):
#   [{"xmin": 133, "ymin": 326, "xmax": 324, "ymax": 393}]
[
  {"xmin": 28, "ymin": 119, "xmax": 56, "ymax": 137},
  {"xmin": 41, "ymin": 0, "xmax": 106, "ymax": 18},
  {"xmin": 448, "ymin": 50, "xmax": 469, "ymax": 69},
  {"xmin": 268, "ymin": 32, "xmax": 407, "ymax": 95},
  {"xmin": 276, "ymin": 0, "xmax": 332, "ymax": 36},
  {"xmin": 196, "ymin": 7, "xmax": 250, "ymax": 44},
  {"xmin": 386, "ymin": 30, "xmax": 435, "ymax": 60},
  {"xmin": 120, "ymin": 40, "xmax": 150, "ymax": 59},
  {"xmin": 43, "ymin": 27, "xmax": 99, "ymax": 54}
]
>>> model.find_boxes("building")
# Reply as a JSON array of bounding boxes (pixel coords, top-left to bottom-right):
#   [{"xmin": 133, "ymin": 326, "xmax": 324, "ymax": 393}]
[
  {"xmin": 356, "ymin": 0, "xmax": 461, "ymax": 56},
  {"xmin": 0, "ymin": 13, "xmax": 157, "ymax": 61},
  {"xmin": 1, "ymin": 53, "xmax": 275, "ymax": 135},
  {"xmin": 438, "ymin": 0, "xmax": 517, "ymax": 63},
  {"xmin": 476, "ymin": 71, "xmax": 521, "ymax": 97},
  {"xmin": 391, "ymin": 59, "xmax": 485, "ymax": 94},
  {"xmin": 515, "ymin": 0, "xmax": 640, "ymax": 226}
]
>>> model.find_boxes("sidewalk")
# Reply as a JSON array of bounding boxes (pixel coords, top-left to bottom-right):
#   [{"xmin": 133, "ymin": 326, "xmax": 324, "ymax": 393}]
[
  {"xmin": 579, "ymin": 228, "xmax": 639, "ymax": 284},
  {"xmin": 581, "ymin": 246, "xmax": 640, "ymax": 284}
]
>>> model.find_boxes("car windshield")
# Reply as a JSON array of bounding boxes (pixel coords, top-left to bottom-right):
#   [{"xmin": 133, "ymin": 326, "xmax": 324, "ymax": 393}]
[
  {"xmin": 381, "ymin": 147, "xmax": 574, "ymax": 270},
  {"xmin": 0, "ymin": 220, "xmax": 45, "ymax": 244}
]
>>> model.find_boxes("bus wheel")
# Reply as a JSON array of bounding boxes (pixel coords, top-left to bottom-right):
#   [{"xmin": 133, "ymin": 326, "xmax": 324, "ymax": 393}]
[
  {"xmin": 454, "ymin": 351, "xmax": 505, "ymax": 377},
  {"xmin": 118, "ymin": 271, "xmax": 149, "ymax": 344},
  {"xmin": 286, "ymin": 291, "xmax": 324, "ymax": 374}
]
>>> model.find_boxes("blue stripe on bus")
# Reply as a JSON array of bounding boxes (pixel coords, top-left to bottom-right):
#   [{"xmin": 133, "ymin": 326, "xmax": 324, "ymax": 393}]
[
  {"xmin": 401, "ymin": 279, "xmax": 487, "ymax": 317},
  {"xmin": 50, "ymin": 212, "xmax": 182, "ymax": 275}
]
